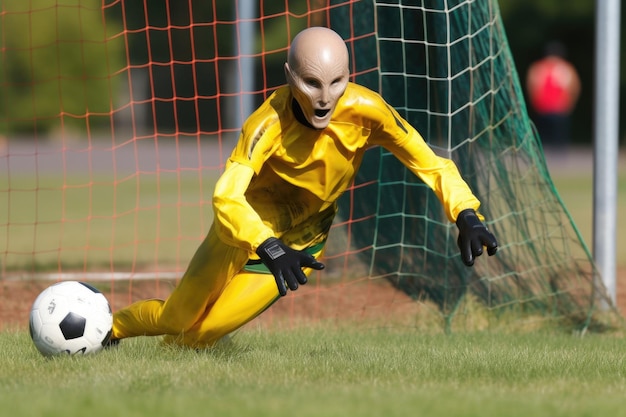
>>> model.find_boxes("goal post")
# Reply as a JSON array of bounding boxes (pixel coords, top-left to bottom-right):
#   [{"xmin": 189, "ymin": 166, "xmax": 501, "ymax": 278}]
[{"xmin": 0, "ymin": 0, "xmax": 620, "ymax": 332}]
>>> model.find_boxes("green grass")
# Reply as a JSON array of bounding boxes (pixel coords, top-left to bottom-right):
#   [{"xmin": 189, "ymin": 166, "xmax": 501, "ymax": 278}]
[
  {"xmin": 2, "ymin": 328, "xmax": 626, "ymax": 417},
  {"xmin": 552, "ymin": 171, "xmax": 626, "ymax": 264},
  {"xmin": 2, "ymin": 154, "xmax": 625, "ymax": 416},
  {"xmin": 1, "ymin": 171, "xmax": 217, "ymax": 270},
  {"xmin": 2, "ymin": 154, "xmax": 624, "ymax": 271}
]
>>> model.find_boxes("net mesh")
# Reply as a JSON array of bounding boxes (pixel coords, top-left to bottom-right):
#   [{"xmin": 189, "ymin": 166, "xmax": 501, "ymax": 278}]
[
  {"xmin": 330, "ymin": 0, "xmax": 619, "ymax": 330},
  {"xmin": 0, "ymin": 0, "xmax": 620, "ymax": 332}
]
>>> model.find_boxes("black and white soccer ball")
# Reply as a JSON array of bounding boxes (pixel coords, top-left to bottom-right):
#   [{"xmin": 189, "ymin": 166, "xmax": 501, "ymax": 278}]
[{"xmin": 29, "ymin": 281, "xmax": 113, "ymax": 357}]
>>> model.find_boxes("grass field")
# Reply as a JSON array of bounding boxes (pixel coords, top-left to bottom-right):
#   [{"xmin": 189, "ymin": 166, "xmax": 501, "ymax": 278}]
[
  {"xmin": 552, "ymin": 172, "xmax": 626, "ymax": 265},
  {"xmin": 1, "ymin": 171, "xmax": 217, "ymax": 271},
  {"xmin": 546, "ymin": 149, "xmax": 626, "ymax": 260},
  {"xmin": 2, "ymin": 159, "xmax": 624, "ymax": 271},
  {"xmin": 1, "ymin": 149, "xmax": 625, "ymax": 416},
  {"xmin": 2, "ymin": 327, "xmax": 626, "ymax": 417}
]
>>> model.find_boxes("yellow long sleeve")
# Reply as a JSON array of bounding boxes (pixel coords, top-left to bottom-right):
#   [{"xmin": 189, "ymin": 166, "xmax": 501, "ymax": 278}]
[
  {"xmin": 213, "ymin": 83, "xmax": 482, "ymax": 252},
  {"xmin": 212, "ymin": 162, "xmax": 275, "ymax": 252}
]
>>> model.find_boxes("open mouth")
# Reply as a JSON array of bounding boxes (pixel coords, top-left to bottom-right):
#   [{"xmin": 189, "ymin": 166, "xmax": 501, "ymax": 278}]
[{"xmin": 314, "ymin": 109, "xmax": 330, "ymax": 118}]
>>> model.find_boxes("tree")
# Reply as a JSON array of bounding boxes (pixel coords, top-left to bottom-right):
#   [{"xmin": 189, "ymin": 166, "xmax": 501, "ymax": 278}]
[{"xmin": 0, "ymin": 0, "xmax": 123, "ymax": 136}]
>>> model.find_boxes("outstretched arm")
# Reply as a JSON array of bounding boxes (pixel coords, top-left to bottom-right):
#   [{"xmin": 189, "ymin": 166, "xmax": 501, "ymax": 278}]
[{"xmin": 370, "ymin": 99, "xmax": 498, "ymax": 265}]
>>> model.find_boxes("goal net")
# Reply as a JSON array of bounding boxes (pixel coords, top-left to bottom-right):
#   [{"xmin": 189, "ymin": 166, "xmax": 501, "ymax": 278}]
[{"xmin": 0, "ymin": 0, "xmax": 620, "ymax": 332}]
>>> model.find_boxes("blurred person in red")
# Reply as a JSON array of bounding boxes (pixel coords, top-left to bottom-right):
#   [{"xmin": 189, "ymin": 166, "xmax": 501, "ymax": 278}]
[{"xmin": 526, "ymin": 41, "xmax": 581, "ymax": 150}]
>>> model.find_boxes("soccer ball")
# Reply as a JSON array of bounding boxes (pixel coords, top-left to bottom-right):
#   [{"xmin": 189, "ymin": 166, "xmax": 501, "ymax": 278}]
[{"xmin": 29, "ymin": 281, "xmax": 113, "ymax": 357}]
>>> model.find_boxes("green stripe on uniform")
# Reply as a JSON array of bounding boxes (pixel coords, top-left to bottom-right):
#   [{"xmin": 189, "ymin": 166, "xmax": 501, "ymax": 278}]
[{"xmin": 243, "ymin": 242, "xmax": 325, "ymax": 274}]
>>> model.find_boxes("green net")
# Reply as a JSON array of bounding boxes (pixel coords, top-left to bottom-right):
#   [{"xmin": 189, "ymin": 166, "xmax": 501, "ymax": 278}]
[{"xmin": 328, "ymin": 0, "xmax": 621, "ymax": 331}]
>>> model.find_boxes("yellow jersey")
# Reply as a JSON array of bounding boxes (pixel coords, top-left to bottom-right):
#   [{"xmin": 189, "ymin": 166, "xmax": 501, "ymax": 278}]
[{"xmin": 213, "ymin": 82, "xmax": 481, "ymax": 253}]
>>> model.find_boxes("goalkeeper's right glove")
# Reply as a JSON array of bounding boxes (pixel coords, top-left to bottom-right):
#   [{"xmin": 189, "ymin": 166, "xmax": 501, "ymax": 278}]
[{"xmin": 256, "ymin": 238, "xmax": 325, "ymax": 296}]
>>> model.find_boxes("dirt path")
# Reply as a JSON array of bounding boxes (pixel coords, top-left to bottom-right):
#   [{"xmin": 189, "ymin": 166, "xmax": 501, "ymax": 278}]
[{"xmin": 3, "ymin": 267, "xmax": 625, "ymax": 331}]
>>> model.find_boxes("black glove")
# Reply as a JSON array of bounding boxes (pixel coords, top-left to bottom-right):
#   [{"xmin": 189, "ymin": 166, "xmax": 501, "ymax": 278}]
[
  {"xmin": 256, "ymin": 238, "xmax": 325, "ymax": 296},
  {"xmin": 456, "ymin": 209, "xmax": 498, "ymax": 267}
]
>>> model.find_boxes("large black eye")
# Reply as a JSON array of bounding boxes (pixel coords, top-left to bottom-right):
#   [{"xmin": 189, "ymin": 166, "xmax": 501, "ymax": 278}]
[{"xmin": 304, "ymin": 78, "xmax": 321, "ymax": 88}]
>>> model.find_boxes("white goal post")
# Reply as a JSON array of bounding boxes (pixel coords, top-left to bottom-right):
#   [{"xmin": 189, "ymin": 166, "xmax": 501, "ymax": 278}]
[{"xmin": 593, "ymin": 0, "xmax": 621, "ymax": 305}]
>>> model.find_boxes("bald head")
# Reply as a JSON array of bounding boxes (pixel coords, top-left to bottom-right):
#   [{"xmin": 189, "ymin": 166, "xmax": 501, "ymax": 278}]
[
  {"xmin": 287, "ymin": 27, "xmax": 349, "ymax": 73},
  {"xmin": 285, "ymin": 27, "xmax": 350, "ymax": 129}
]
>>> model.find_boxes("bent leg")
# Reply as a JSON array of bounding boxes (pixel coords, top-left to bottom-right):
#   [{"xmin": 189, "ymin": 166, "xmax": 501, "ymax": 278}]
[
  {"xmin": 112, "ymin": 225, "xmax": 248, "ymax": 339},
  {"xmin": 166, "ymin": 248, "xmax": 325, "ymax": 349},
  {"xmin": 162, "ymin": 270, "xmax": 280, "ymax": 348}
]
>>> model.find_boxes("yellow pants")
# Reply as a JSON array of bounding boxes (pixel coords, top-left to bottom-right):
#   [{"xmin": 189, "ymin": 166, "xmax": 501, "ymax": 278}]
[{"xmin": 111, "ymin": 224, "xmax": 323, "ymax": 349}]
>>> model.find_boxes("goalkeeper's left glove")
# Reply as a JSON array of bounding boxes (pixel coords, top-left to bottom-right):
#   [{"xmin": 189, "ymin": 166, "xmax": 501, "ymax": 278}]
[{"xmin": 455, "ymin": 209, "xmax": 498, "ymax": 267}]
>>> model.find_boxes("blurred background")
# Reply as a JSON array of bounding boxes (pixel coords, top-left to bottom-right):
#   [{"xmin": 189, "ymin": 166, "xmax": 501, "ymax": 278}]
[
  {"xmin": 0, "ymin": 0, "xmax": 623, "ymax": 146},
  {"xmin": 500, "ymin": 0, "xmax": 623, "ymax": 147}
]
